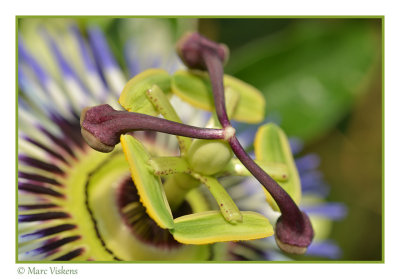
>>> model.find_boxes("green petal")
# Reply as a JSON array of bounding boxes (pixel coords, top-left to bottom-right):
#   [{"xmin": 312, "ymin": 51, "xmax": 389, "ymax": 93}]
[
  {"xmin": 171, "ymin": 70, "xmax": 266, "ymax": 123},
  {"xmin": 120, "ymin": 135, "xmax": 174, "ymax": 229},
  {"xmin": 119, "ymin": 69, "xmax": 171, "ymax": 115},
  {"xmin": 254, "ymin": 123, "xmax": 301, "ymax": 211},
  {"xmin": 171, "ymin": 211, "xmax": 273, "ymax": 245}
]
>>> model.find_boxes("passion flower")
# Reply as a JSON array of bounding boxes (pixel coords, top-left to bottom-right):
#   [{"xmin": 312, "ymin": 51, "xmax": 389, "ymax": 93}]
[{"xmin": 18, "ymin": 18, "xmax": 346, "ymax": 261}]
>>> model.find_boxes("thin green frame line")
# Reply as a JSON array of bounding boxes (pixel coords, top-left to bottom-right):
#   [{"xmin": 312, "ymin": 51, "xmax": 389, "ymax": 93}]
[
  {"xmin": 16, "ymin": 15, "xmax": 384, "ymax": 18},
  {"xmin": 15, "ymin": 260, "xmax": 384, "ymax": 264},
  {"xmin": 15, "ymin": 15, "xmax": 19, "ymax": 265},
  {"xmin": 380, "ymin": 16, "xmax": 385, "ymax": 264}
]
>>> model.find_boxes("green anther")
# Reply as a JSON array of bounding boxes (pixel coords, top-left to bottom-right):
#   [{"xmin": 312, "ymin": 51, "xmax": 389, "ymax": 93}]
[
  {"xmin": 190, "ymin": 173, "xmax": 242, "ymax": 224},
  {"xmin": 223, "ymin": 158, "xmax": 289, "ymax": 182},
  {"xmin": 148, "ymin": 156, "xmax": 190, "ymax": 176},
  {"xmin": 171, "ymin": 211, "xmax": 274, "ymax": 245},
  {"xmin": 145, "ymin": 84, "xmax": 192, "ymax": 154}
]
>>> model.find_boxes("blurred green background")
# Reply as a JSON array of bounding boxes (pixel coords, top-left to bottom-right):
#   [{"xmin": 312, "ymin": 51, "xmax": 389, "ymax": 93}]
[
  {"xmin": 90, "ymin": 17, "xmax": 383, "ymax": 261},
  {"xmin": 198, "ymin": 18, "xmax": 383, "ymax": 261},
  {"xmin": 21, "ymin": 17, "xmax": 383, "ymax": 261}
]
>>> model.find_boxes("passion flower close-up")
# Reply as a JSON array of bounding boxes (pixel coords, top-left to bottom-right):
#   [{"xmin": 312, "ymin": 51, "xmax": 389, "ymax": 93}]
[{"xmin": 17, "ymin": 17, "xmax": 382, "ymax": 262}]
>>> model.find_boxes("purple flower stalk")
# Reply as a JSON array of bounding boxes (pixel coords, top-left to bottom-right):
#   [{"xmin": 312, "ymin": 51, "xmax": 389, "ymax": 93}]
[
  {"xmin": 80, "ymin": 104, "xmax": 226, "ymax": 153},
  {"xmin": 177, "ymin": 32, "xmax": 230, "ymax": 127},
  {"xmin": 177, "ymin": 32, "xmax": 314, "ymax": 254}
]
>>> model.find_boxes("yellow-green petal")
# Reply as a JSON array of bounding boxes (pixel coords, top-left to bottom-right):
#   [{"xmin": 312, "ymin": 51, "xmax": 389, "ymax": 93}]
[
  {"xmin": 119, "ymin": 69, "xmax": 171, "ymax": 115},
  {"xmin": 120, "ymin": 134, "xmax": 174, "ymax": 229},
  {"xmin": 254, "ymin": 123, "xmax": 301, "ymax": 211},
  {"xmin": 171, "ymin": 70, "xmax": 266, "ymax": 123},
  {"xmin": 171, "ymin": 211, "xmax": 273, "ymax": 245}
]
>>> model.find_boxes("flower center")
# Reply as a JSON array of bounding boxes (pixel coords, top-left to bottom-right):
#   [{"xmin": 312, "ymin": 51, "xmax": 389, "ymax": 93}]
[
  {"xmin": 116, "ymin": 176, "xmax": 192, "ymax": 248},
  {"xmin": 63, "ymin": 145, "xmax": 211, "ymax": 260}
]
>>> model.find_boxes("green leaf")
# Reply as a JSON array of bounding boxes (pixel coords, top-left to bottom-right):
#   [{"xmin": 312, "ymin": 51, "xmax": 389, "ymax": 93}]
[
  {"xmin": 119, "ymin": 69, "xmax": 171, "ymax": 115},
  {"xmin": 254, "ymin": 123, "xmax": 301, "ymax": 211},
  {"xmin": 171, "ymin": 70, "xmax": 265, "ymax": 124},
  {"xmin": 120, "ymin": 134, "xmax": 174, "ymax": 229},
  {"xmin": 171, "ymin": 211, "xmax": 274, "ymax": 244},
  {"xmin": 226, "ymin": 19, "xmax": 379, "ymax": 141}
]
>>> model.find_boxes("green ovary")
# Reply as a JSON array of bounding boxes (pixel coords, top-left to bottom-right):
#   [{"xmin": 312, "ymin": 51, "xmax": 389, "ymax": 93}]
[{"xmin": 187, "ymin": 139, "xmax": 233, "ymax": 176}]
